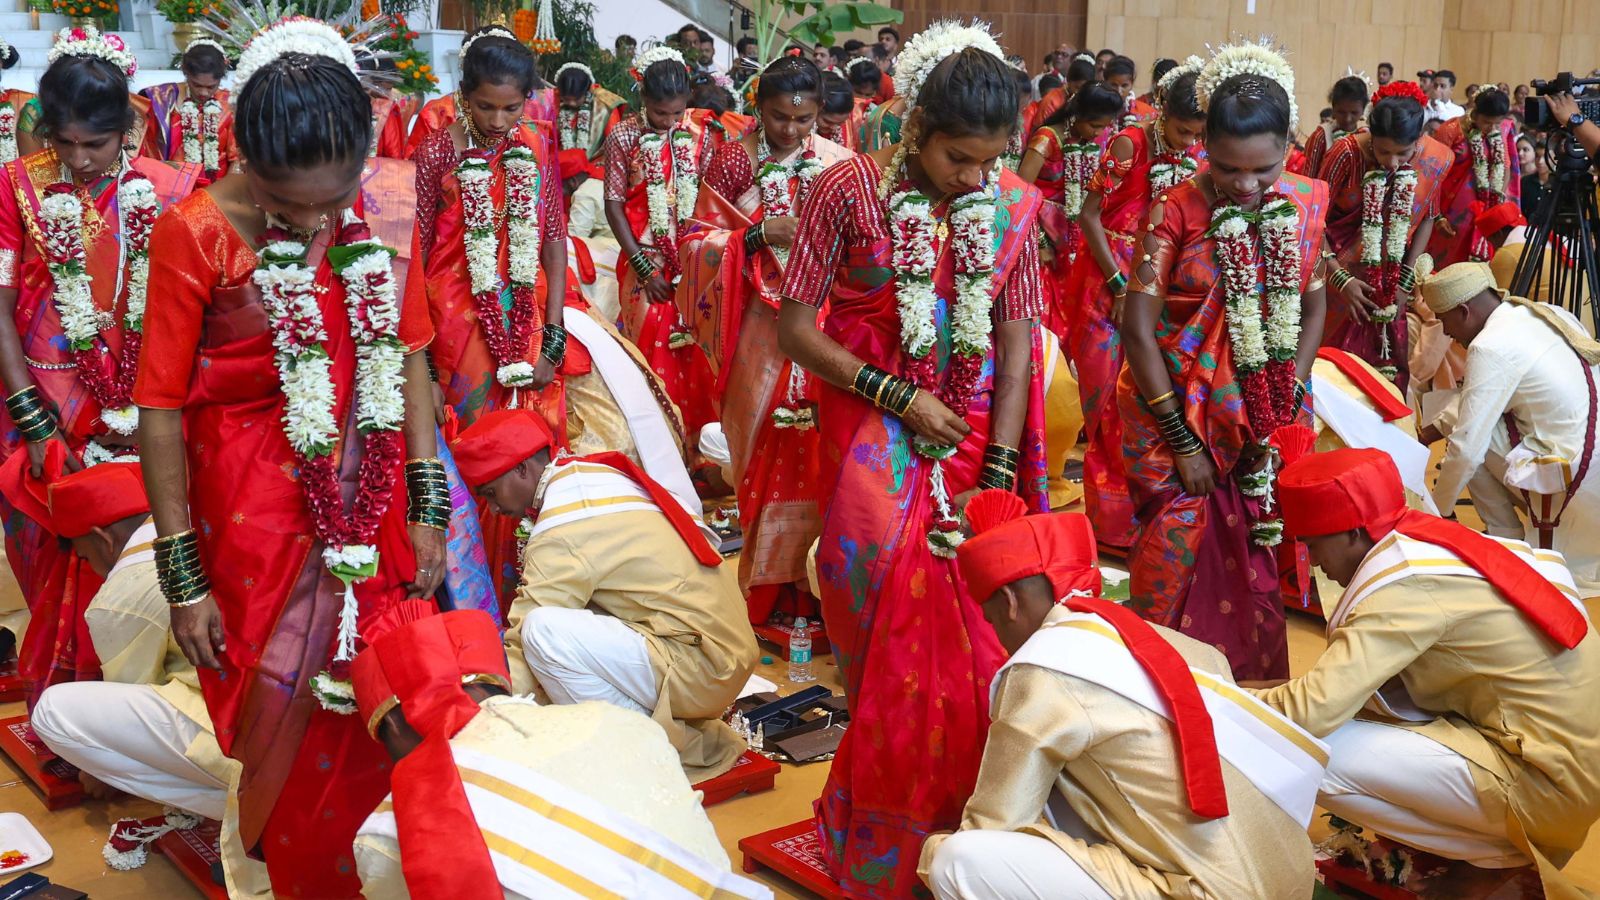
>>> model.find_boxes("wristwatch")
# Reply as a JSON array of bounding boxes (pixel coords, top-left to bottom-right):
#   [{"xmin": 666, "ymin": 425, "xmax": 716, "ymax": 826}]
[{"xmin": 1569, "ymin": 113, "xmax": 1587, "ymax": 130}]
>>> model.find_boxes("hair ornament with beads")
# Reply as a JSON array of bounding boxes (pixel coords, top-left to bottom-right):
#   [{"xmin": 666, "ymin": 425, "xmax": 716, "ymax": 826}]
[
  {"xmin": 47, "ymin": 26, "xmax": 137, "ymax": 78},
  {"xmin": 554, "ymin": 60, "xmax": 593, "ymax": 82},
  {"xmin": 458, "ymin": 25, "xmax": 515, "ymax": 62},
  {"xmin": 1196, "ymin": 38, "xmax": 1297, "ymax": 130},
  {"xmin": 892, "ymin": 20, "xmax": 1005, "ymax": 102}
]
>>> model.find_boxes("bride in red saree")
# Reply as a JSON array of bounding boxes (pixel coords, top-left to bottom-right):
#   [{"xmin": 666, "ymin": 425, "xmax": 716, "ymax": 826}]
[
  {"xmin": 603, "ymin": 47, "xmax": 726, "ymax": 442},
  {"xmin": 407, "ymin": 33, "xmax": 568, "ymax": 607},
  {"xmin": 778, "ymin": 31, "xmax": 1049, "ymax": 898},
  {"xmin": 136, "ymin": 34, "xmax": 444, "ymax": 897},
  {"xmin": 678, "ymin": 57, "xmax": 853, "ymax": 627},
  {"xmin": 1118, "ymin": 46, "xmax": 1326, "ymax": 682},
  {"xmin": 1064, "ymin": 66, "xmax": 1205, "ymax": 551},
  {"xmin": 1316, "ymin": 82, "xmax": 1450, "ymax": 392},
  {"xmin": 404, "ymin": 26, "xmax": 559, "ymax": 158},
  {"xmin": 0, "ymin": 40, "xmax": 197, "ymax": 699}
]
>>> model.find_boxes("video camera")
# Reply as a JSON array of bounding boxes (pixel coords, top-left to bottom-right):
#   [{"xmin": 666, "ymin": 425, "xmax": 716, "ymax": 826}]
[{"xmin": 1523, "ymin": 72, "xmax": 1600, "ymax": 130}]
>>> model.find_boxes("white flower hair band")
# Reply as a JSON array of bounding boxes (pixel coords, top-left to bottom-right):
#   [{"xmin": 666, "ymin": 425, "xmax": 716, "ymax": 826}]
[
  {"xmin": 1156, "ymin": 54, "xmax": 1204, "ymax": 97},
  {"xmin": 892, "ymin": 20, "xmax": 1004, "ymax": 103},
  {"xmin": 48, "ymin": 26, "xmax": 137, "ymax": 78},
  {"xmin": 1196, "ymin": 38, "xmax": 1298, "ymax": 131},
  {"xmin": 631, "ymin": 44, "xmax": 686, "ymax": 74},
  {"xmin": 184, "ymin": 37, "xmax": 229, "ymax": 57},
  {"xmin": 554, "ymin": 61, "xmax": 594, "ymax": 82},
  {"xmin": 459, "ymin": 26, "xmax": 515, "ymax": 62}
]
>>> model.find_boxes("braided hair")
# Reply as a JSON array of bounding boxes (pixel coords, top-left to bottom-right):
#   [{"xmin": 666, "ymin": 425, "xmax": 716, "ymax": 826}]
[
  {"xmin": 461, "ymin": 35, "xmax": 539, "ymax": 96},
  {"xmin": 234, "ymin": 52, "xmax": 371, "ymax": 174},
  {"xmin": 1206, "ymin": 73, "xmax": 1292, "ymax": 143},
  {"xmin": 915, "ymin": 47, "xmax": 1018, "ymax": 139}
]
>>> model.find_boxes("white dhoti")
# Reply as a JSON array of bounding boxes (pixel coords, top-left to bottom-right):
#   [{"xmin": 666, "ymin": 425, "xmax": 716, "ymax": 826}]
[
  {"xmin": 520, "ymin": 607, "xmax": 659, "ymax": 715},
  {"xmin": 927, "ymin": 830, "xmax": 1114, "ymax": 900},
  {"xmin": 1317, "ymin": 720, "xmax": 1529, "ymax": 868},
  {"xmin": 33, "ymin": 681, "xmax": 227, "ymax": 819}
]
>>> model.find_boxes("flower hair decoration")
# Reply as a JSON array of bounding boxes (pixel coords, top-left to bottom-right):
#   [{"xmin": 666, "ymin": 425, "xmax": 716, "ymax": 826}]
[
  {"xmin": 554, "ymin": 61, "xmax": 594, "ymax": 82},
  {"xmin": 48, "ymin": 27, "xmax": 137, "ymax": 78},
  {"xmin": 202, "ymin": 0, "xmax": 396, "ymax": 103},
  {"xmin": 459, "ymin": 25, "xmax": 515, "ymax": 62},
  {"xmin": 630, "ymin": 44, "xmax": 688, "ymax": 83},
  {"xmin": 845, "ymin": 56, "xmax": 877, "ymax": 75},
  {"xmin": 1344, "ymin": 65, "xmax": 1374, "ymax": 91},
  {"xmin": 892, "ymin": 20, "xmax": 1005, "ymax": 103},
  {"xmin": 1196, "ymin": 38, "xmax": 1298, "ymax": 131},
  {"xmin": 1155, "ymin": 53, "xmax": 1204, "ymax": 105},
  {"xmin": 1373, "ymin": 80, "xmax": 1428, "ymax": 106}
]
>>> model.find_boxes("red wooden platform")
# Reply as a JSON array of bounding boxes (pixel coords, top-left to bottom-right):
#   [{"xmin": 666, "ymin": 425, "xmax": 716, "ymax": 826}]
[
  {"xmin": 739, "ymin": 819, "xmax": 843, "ymax": 900},
  {"xmin": 1317, "ymin": 854, "xmax": 1539, "ymax": 898},
  {"xmin": 752, "ymin": 622, "xmax": 831, "ymax": 659},
  {"xmin": 0, "ymin": 658, "xmax": 23, "ymax": 703},
  {"xmin": 154, "ymin": 819, "xmax": 228, "ymax": 900},
  {"xmin": 693, "ymin": 750, "xmax": 779, "ymax": 807},
  {"xmin": 0, "ymin": 715, "xmax": 82, "ymax": 809}
]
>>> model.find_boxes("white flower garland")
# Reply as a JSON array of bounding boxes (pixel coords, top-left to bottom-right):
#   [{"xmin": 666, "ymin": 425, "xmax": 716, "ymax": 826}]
[
  {"xmin": 1060, "ymin": 137, "xmax": 1100, "ymax": 219},
  {"xmin": 0, "ymin": 105, "xmax": 16, "ymax": 166},
  {"xmin": 631, "ymin": 45, "xmax": 686, "ymax": 74},
  {"xmin": 558, "ymin": 104, "xmax": 593, "ymax": 152},
  {"xmin": 638, "ymin": 127, "xmax": 700, "ymax": 247},
  {"xmin": 234, "ymin": 18, "xmax": 358, "ymax": 94},
  {"xmin": 1195, "ymin": 40, "xmax": 1297, "ymax": 132},
  {"xmin": 47, "ymin": 26, "xmax": 137, "ymax": 78},
  {"xmin": 671, "ymin": 130, "xmax": 700, "ymax": 229},
  {"xmin": 1467, "ymin": 127, "xmax": 1507, "ymax": 202},
  {"xmin": 38, "ymin": 166, "xmax": 157, "ymax": 435},
  {"xmin": 754, "ymin": 134, "xmax": 823, "ymax": 267},
  {"xmin": 456, "ymin": 146, "xmax": 543, "ymax": 387},
  {"xmin": 1358, "ymin": 166, "xmax": 1416, "ymax": 329},
  {"xmin": 882, "ymin": 150, "xmax": 999, "ymax": 557},
  {"xmin": 1149, "ymin": 156, "xmax": 1200, "ymax": 199},
  {"xmin": 179, "ymin": 99, "xmax": 223, "ymax": 175}
]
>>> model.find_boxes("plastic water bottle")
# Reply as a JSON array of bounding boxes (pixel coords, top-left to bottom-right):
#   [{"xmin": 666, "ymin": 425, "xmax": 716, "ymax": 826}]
[{"xmin": 788, "ymin": 618, "xmax": 815, "ymax": 682}]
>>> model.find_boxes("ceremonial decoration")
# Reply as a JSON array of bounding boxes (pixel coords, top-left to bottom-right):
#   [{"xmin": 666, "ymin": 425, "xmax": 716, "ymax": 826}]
[
  {"xmin": 557, "ymin": 102, "xmax": 592, "ymax": 152},
  {"xmin": 1467, "ymin": 127, "xmax": 1508, "ymax": 203},
  {"xmin": 880, "ymin": 146, "xmax": 998, "ymax": 556},
  {"xmin": 1148, "ymin": 154, "xmax": 1200, "ymax": 200},
  {"xmin": 179, "ymin": 98, "xmax": 224, "ymax": 175},
  {"xmin": 891, "ymin": 20, "xmax": 1004, "ymax": 101},
  {"xmin": 528, "ymin": 0, "xmax": 561, "ymax": 54},
  {"xmin": 0, "ymin": 104, "xmax": 16, "ymax": 166},
  {"xmin": 46, "ymin": 26, "xmax": 138, "ymax": 78},
  {"xmin": 457, "ymin": 24, "xmax": 514, "ymax": 62},
  {"xmin": 1207, "ymin": 194, "xmax": 1303, "ymax": 545},
  {"xmin": 1156, "ymin": 54, "xmax": 1204, "ymax": 103},
  {"xmin": 254, "ymin": 210, "xmax": 405, "ymax": 693},
  {"xmin": 1195, "ymin": 39, "xmax": 1297, "ymax": 130},
  {"xmin": 38, "ymin": 165, "xmax": 158, "ymax": 436},
  {"xmin": 629, "ymin": 45, "xmax": 687, "ymax": 83},
  {"xmin": 637, "ymin": 125, "xmax": 700, "ymax": 280},
  {"xmin": 1358, "ymin": 166, "xmax": 1416, "ymax": 378},
  {"xmin": 1060, "ymin": 139, "xmax": 1099, "ymax": 220},
  {"xmin": 456, "ymin": 145, "xmax": 543, "ymax": 387},
  {"xmin": 753, "ymin": 134, "xmax": 823, "ymax": 266}
]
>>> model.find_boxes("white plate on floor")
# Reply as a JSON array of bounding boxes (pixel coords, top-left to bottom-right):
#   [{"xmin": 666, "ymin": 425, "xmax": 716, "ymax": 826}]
[{"xmin": 0, "ymin": 811, "xmax": 52, "ymax": 874}]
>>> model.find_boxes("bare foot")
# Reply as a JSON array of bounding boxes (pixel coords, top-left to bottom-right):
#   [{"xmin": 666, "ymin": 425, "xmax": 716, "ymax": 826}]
[{"xmin": 78, "ymin": 770, "xmax": 122, "ymax": 801}]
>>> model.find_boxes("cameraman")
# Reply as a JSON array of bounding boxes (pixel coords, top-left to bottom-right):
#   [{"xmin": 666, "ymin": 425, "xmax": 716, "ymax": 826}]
[{"xmin": 1548, "ymin": 93, "xmax": 1600, "ymax": 160}]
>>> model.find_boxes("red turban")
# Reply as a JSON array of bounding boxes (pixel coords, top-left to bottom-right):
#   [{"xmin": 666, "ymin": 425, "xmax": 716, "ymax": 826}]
[
  {"xmin": 1472, "ymin": 199, "xmax": 1525, "ymax": 239},
  {"xmin": 1280, "ymin": 449, "xmax": 1586, "ymax": 649},
  {"xmin": 46, "ymin": 463, "xmax": 149, "ymax": 538},
  {"xmin": 352, "ymin": 601, "xmax": 510, "ymax": 900},
  {"xmin": 448, "ymin": 408, "xmax": 554, "ymax": 489},
  {"xmin": 558, "ymin": 148, "xmax": 601, "ymax": 181},
  {"xmin": 956, "ymin": 490, "xmax": 1099, "ymax": 605}
]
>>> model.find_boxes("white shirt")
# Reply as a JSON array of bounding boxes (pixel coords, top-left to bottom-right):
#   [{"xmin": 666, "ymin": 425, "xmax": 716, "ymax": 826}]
[
  {"xmin": 1427, "ymin": 98, "xmax": 1465, "ymax": 123},
  {"xmin": 1432, "ymin": 302, "xmax": 1598, "ymax": 511},
  {"xmin": 568, "ymin": 177, "xmax": 613, "ymax": 242}
]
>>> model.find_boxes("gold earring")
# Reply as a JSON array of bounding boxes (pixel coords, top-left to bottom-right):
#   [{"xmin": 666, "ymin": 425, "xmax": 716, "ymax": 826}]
[{"xmin": 905, "ymin": 130, "xmax": 920, "ymax": 155}]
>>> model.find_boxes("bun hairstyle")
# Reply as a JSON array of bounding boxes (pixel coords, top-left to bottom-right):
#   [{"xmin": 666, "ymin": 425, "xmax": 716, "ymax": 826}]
[
  {"xmin": 1328, "ymin": 75, "xmax": 1369, "ymax": 107},
  {"xmin": 1368, "ymin": 82, "xmax": 1427, "ymax": 144},
  {"xmin": 756, "ymin": 55, "xmax": 822, "ymax": 105},
  {"xmin": 821, "ymin": 72, "xmax": 854, "ymax": 116},
  {"xmin": 1472, "ymin": 86, "xmax": 1510, "ymax": 118},
  {"xmin": 914, "ymin": 46, "xmax": 1018, "ymax": 140},
  {"xmin": 234, "ymin": 52, "xmax": 372, "ymax": 174},
  {"xmin": 1045, "ymin": 78, "xmax": 1122, "ymax": 128},
  {"xmin": 37, "ymin": 54, "xmax": 133, "ymax": 140},
  {"xmin": 460, "ymin": 35, "xmax": 539, "ymax": 96},
  {"xmin": 1, "ymin": 41, "xmax": 20, "ymax": 72},
  {"xmin": 181, "ymin": 42, "xmax": 230, "ymax": 78},
  {"xmin": 1151, "ymin": 57, "xmax": 1177, "ymax": 85}
]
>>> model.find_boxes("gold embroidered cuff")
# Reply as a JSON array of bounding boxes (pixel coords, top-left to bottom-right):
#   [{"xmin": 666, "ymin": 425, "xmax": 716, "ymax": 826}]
[{"xmin": 1129, "ymin": 235, "xmax": 1176, "ymax": 298}]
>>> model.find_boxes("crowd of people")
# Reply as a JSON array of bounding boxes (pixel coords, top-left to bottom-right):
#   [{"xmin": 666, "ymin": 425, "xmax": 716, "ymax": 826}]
[{"xmin": 0, "ymin": 9, "xmax": 1599, "ymax": 900}]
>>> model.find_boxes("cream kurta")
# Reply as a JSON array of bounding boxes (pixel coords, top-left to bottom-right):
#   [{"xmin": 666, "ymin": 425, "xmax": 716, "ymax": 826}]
[
  {"xmin": 1430, "ymin": 301, "xmax": 1600, "ymax": 593},
  {"xmin": 1255, "ymin": 548, "xmax": 1600, "ymax": 898},
  {"xmin": 355, "ymin": 697, "xmax": 731, "ymax": 899},
  {"xmin": 507, "ymin": 497, "xmax": 756, "ymax": 781},
  {"xmin": 921, "ymin": 607, "xmax": 1315, "ymax": 900}
]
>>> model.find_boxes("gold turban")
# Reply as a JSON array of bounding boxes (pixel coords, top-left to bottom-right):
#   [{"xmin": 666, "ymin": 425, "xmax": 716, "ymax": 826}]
[{"xmin": 1420, "ymin": 261, "xmax": 1497, "ymax": 315}]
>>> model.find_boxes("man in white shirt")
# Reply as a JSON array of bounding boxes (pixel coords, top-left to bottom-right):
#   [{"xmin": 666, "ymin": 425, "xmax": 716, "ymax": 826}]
[
  {"xmin": 1427, "ymin": 69, "xmax": 1466, "ymax": 123},
  {"xmin": 1418, "ymin": 261, "xmax": 1600, "ymax": 596}
]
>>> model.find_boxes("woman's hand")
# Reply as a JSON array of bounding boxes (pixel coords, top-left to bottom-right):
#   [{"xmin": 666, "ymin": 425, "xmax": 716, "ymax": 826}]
[
  {"xmin": 1434, "ymin": 217, "xmax": 1456, "ymax": 238},
  {"xmin": 431, "ymin": 382, "xmax": 448, "ymax": 426},
  {"xmin": 644, "ymin": 273, "xmax": 674, "ymax": 304},
  {"xmin": 172, "ymin": 594, "xmax": 227, "ymax": 671},
  {"xmin": 1174, "ymin": 448, "xmax": 1217, "ymax": 497},
  {"xmin": 1111, "ymin": 291, "xmax": 1129, "ymax": 326},
  {"xmin": 407, "ymin": 524, "xmax": 447, "ymax": 599},
  {"xmin": 27, "ymin": 432, "xmax": 80, "ymax": 477},
  {"xmin": 1340, "ymin": 276, "xmax": 1380, "ymax": 324},
  {"xmin": 530, "ymin": 356, "xmax": 557, "ymax": 389},
  {"xmin": 900, "ymin": 391, "xmax": 971, "ymax": 447},
  {"xmin": 762, "ymin": 216, "xmax": 798, "ymax": 249}
]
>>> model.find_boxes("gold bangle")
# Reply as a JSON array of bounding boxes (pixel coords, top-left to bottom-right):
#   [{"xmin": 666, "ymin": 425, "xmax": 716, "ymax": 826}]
[
  {"xmin": 1145, "ymin": 390, "xmax": 1176, "ymax": 408},
  {"xmin": 167, "ymin": 592, "xmax": 209, "ymax": 609},
  {"xmin": 1306, "ymin": 277, "xmax": 1326, "ymax": 293}
]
